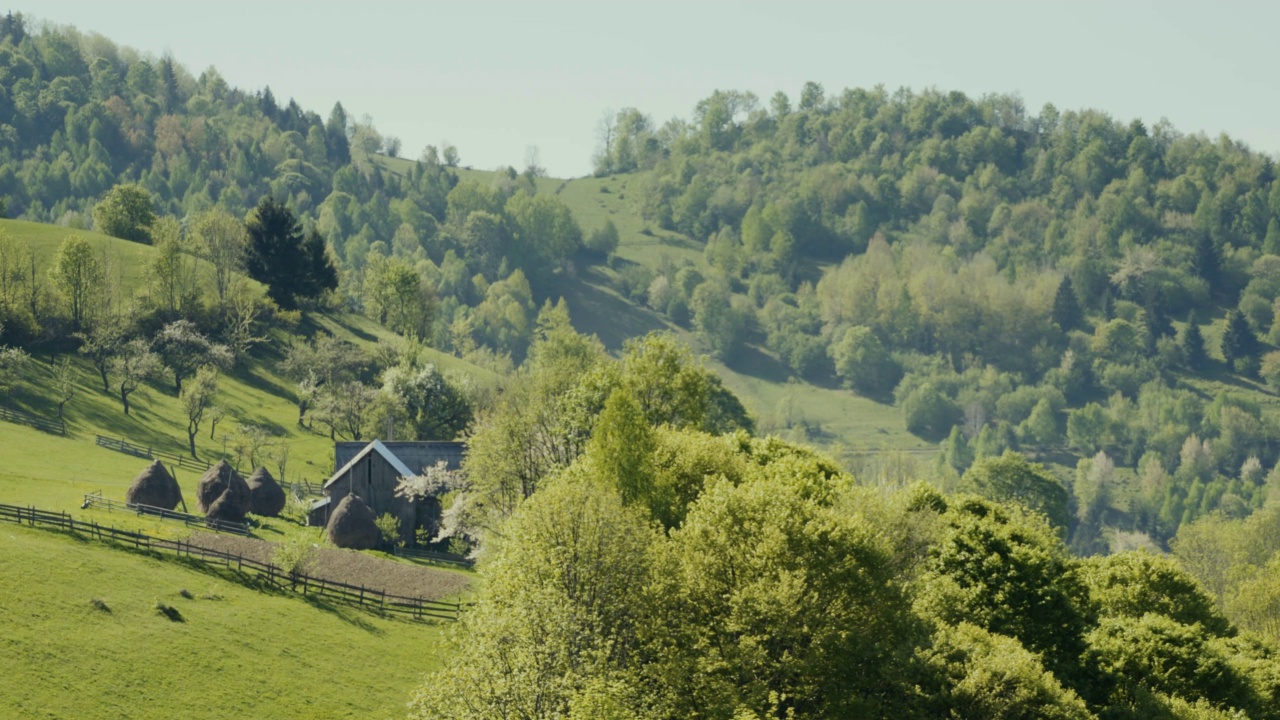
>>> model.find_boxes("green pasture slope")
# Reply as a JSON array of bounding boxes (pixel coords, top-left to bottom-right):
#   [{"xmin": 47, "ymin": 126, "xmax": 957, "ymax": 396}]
[
  {"xmin": 0, "ymin": 522, "xmax": 451, "ymax": 720},
  {"xmin": 377, "ymin": 157, "xmax": 933, "ymax": 458},
  {"xmin": 0, "ymin": 219, "xmax": 497, "ymax": 509}
]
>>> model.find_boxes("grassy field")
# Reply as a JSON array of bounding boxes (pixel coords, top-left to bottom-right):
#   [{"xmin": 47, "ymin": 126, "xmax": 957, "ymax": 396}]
[{"xmin": 0, "ymin": 522, "xmax": 453, "ymax": 720}]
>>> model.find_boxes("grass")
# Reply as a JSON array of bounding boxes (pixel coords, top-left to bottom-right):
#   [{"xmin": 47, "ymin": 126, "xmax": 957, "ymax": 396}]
[{"xmin": 0, "ymin": 522, "xmax": 453, "ymax": 719}]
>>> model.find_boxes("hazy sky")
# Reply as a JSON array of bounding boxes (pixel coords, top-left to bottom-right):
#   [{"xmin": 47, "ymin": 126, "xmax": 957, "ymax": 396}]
[{"xmin": 29, "ymin": 1, "xmax": 1280, "ymax": 177}]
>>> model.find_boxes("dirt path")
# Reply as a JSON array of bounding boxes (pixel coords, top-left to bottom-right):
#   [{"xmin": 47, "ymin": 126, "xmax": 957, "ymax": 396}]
[{"xmin": 187, "ymin": 532, "xmax": 470, "ymax": 601}]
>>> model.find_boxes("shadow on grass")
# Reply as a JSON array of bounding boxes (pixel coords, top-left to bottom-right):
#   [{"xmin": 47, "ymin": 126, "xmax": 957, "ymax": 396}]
[
  {"xmin": 720, "ymin": 343, "xmax": 793, "ymax": 385},
  {"xmin": 556, "ymin": 276, "xmax": 670, "ymax": 352}
]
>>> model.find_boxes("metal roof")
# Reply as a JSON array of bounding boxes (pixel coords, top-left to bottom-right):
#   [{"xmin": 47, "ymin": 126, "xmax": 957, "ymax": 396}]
[{"xmin": 323, "ymin": 439, "xmax": 417, "ymax": 489}]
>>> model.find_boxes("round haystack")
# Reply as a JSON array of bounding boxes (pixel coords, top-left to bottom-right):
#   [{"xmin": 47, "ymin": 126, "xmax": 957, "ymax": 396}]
[
  {"xmin": 125, "ymin": 460, "xmax": 183, "ymax": 510},
  {"xmin": 246, "ymin": 467, "xmax": 286, "ymax": 517},
  {"xmin": 206, "ymin": 487, "xmax": 247, "ymax": 524},
  {"xmin": 325, "ymin": 494, "xmax": 380, "ymax": 550},
  {"xmin": 196, "ymin": 461, "xmax": 250, "ymax": 517}
]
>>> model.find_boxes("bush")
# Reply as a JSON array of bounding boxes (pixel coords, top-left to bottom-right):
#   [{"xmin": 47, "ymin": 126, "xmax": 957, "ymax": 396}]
[
  {"xmin": 902, "ymin": 382, "xmax": 961, "ymax": 438},
  {"xmin": 375, "ymin": 512, "xmax": 403, "ymax": 548}
]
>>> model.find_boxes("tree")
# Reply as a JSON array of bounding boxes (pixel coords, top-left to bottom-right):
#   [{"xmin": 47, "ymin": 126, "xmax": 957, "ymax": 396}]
[
  {"xmin": 314, "ymin": 381, "xmax": 377, "ymax": 441},
  {"xmin": 193, "ymin": 208, "xmax": 249, "ymax": 305},
  {"xmin": 1052, "ymin": 276, "xmax": 1084, "ymax": 331},
  {"xmin": 1221, "ymin": 309, "xmax": 1260, "ymax": 367},
  {"xmin": 961, "ymin": 451, "xmax": 1072, "ymax": 532},
  {"xmin": 915, "ymin": 495, "xmax": 1093, "ymax": 688},
  {"xmin": 902, "ymin": 382, "xmax": 961, "ymax": 438},
  {"xmin": 941, "ymin": 425, "xmax": 974, "ymax": 472},
  {"xmin": 50, "ymin": 235, "xmax": 103, "ymax": 331},
  {"xmin": 381, "ymin": 364, "xmax": 472, "ymax": 441},
  {"xmin": 111, "ymin": 338, "xmax": 161, "ymax": 415},
  {"xmin": 363, "ymin": 255, "xmax": 436, "ymax": 337},
  {"xmin": 76, "ymin": 319, "xmax": 124, "ymax": 392},
  {"xmin": 828, "ymin": 325, "xmax": 901, "ymax": 397},
  {"xmin": 585, "ymin": 219, "xmax": 619, "ymax": 258},
  {"xmin": 152, "ymin": 320, "xmax": 232, "ymax": 394},
  {"xmin": 145, "ymin": 217, "xmax": 198, "ymax": 316},
  {"xmin": 180, "ymin": 365, "xmax": 218, "ymax": 458},
  {"xmin": 1193, "ymin": 230, "xmax": 1220, "ymax": 288},
  {"xmin": 409, "ymin": 473, "xmax": 655, "ymax": 720},
  {"xmin": 916, "ymin": 623, "xmax": 1094, "ymax": 720},
  {"xmin": 586, "ymin": 386, "xmax": 654, "ymax": 508},
  {"xmin": 51, "ymin": 357, "xmax": 76, "ymax": 421},
  {"xmin": 0, "ymin": 341, "xmax": 29, "ymax": 392},
  {"xmin": 92, "ymin": 184, "xmax": 156, "ymax": 243},
  {"xmin": 1181, "ymin": 311, "xmax": 1208, "ymax": 370},
  {"xmin": 691, "ymin": 279, "xmax": 749, "ymax": 360},
  {"xmin": 245, "ymin": 196, "xmax": 337, "ymax": 309}
]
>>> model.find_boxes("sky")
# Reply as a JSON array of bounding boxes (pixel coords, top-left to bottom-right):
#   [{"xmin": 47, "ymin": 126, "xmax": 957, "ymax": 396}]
[{"xmin": 28, "ymin": 0, "xmax": 1280, "ymax": 178}]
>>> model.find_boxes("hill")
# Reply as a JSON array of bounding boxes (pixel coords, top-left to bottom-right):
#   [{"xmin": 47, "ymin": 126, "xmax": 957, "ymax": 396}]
[{"xmin": 0, "ymin": 522, "xmax": 453, "ymax": 719}]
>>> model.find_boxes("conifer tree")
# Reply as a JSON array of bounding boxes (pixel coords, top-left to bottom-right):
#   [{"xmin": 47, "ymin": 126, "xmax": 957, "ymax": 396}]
[
  {"xmin": 1180, "ymin": 311, "xmax": 1207, "ymax": 370},
  {"xmin": 1193, "ymin": 230, "xmax": 1220, "ymax": 289},
  {"xmin": 1264, "ymin": 218, "xmax": 1280, "ymax": 256},
  {"xmin": 1051, "ymin": 276, "xmax": 1083, "ymax": 331},
  {"xmin": 1221, "ymin": 309, "xmax": 1260, "ymax": 365}
]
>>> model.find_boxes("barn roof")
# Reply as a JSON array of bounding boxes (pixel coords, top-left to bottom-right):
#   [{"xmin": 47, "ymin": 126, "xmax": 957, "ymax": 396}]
[
  {"xmin": 334, "ymin": 441, "xmax": 466, "ymax": 475},
  {"xmin": 324, "ymin": 439, "xmax": 416, "ymax": 490}
]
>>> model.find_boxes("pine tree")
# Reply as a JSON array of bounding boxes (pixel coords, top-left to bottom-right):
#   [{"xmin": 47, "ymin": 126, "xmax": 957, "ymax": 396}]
[
  {"xmin": 159, "ymin": 56, "xmax": 180, "ymax": 112},
  {"xmin": 1193, "ymin": 230, "xmax": 1220, "ymax": 287},
  {"xmin": 1221, "ymin": 309, "xmax": 1259, "ymax": 364},
  {"xmin": 1051, "ymin": 276, "xmax": 1083, "ymax": 331},
  {"xmin": 1180, "ymin": 311, "xmax": 1207, "ymax": 370},
  {"xmin": 941, "ymin": 425, "xmax": 974, "ymax": 472},
  {"xmin": 1264, "ymin": 218, "xmax": 1280, "ymax": 256}
]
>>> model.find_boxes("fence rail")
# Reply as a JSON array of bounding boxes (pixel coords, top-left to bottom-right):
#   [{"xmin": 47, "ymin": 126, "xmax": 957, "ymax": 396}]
[
  {"xmin": 393, "ymin": 545, "xmax": 475, "ymax": 568},
  {"xmin": 94, "ymin": 435, "xmax": 214, "ymax": 473},
  {"xmin": 283, "ymin": 479, "xmax": 322, "ymax": 497},
  {"xmin": 0, "ymin": 503, "xmax": 462, "ymax": 621},
  {"xmin": 82, "ymin": 492, "xmax": 250, "ymax": 536},
  {"xmin": 0, "ymin": 405, "xmax": 65, "ymax": 435}
]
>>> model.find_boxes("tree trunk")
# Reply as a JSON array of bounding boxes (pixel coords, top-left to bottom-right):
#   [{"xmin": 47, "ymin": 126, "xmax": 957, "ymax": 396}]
[
  {"xmin": 188, "ymin": 431, "xmax": 198, "ymax": 459},
  {"xmin": 98, "ymin": 364, "xmax": 109, "ymax": 392},
  {"xmin": 174, "ymin": 372, "xmax": 183, "ymax": 395},
  {"xmin": 121, "ymin": 388, "xmax": 131, "ymax": 415}
]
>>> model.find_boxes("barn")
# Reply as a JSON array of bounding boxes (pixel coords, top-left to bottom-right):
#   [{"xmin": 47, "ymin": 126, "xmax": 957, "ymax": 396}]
[{"xmin": 308, "ymin": 440, "xmax": 466, "ymax": 543}]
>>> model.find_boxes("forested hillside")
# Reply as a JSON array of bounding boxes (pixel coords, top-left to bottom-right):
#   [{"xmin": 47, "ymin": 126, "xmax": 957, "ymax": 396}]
[{"xmin": 585, "ymin": 85, "xmax": 1280, "ymax": 551}]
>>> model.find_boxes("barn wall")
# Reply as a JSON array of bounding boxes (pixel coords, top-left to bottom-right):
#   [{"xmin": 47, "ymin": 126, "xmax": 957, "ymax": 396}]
[{"xmin": 325, "ymin": 454, "xmax": 417, "ymax": 541}]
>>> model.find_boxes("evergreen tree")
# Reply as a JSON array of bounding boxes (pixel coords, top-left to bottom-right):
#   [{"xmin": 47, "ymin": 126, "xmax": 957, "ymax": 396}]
[
  {"xmin": 260, "ymin": 86, "xmax": 278, "ymax": 120},
  {"xmin": 245, "ymin": 196, "xmax": 337, "ymax": 309},
  {"xmin": 1193, "ymin": 230, "xmax": 1220, "ymax": 288},
  {"xmin": 941, "ymin": 425, "xmax": 974, "ymax": 472},
  {"xmin": 1221, "ymin": 309, "xmax": 1260, "ymax": 365},
  {"xmin": 1180, "ymin": 311, "xmax": 1207, "ymax": 370},
  {"xmin": 1264, "ymin": 218, "xmax": 1280, "ymax": 256},
  {"xmin": 159, "ymin": 56, "xmax": 180, "ymax": 112},
  {"xmin": 1051, "ymin": 276, "xmax": 1083, "ymax": 331},
  {"xmin": 326, "ymin": 102, "xmax": 350, "ymax": 165}
]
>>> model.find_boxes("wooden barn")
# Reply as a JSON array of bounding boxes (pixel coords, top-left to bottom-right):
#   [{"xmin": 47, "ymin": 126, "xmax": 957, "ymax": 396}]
[{"xmin": 308, "ymin": 440, "xmax": 467, "ymax": 543}]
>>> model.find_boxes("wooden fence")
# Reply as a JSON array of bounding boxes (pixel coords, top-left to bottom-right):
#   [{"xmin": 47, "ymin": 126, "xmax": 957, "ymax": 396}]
[
  {"xmin": 0, "ymin": 503, "xmax": 464, "ymax": 622},
  {"xmin": 0, "ymin": 405, "xmax": 65, "ymax": 435},
  {"xmin": 393, "ymin": 545, "xmax": 475, "ymax": 568},
  {"xmin": 94, "ymin": 435, "xmax": 213, "ymax": 472},
  {"xmin": 82, "ymin": 491, "xmax": 250, "ymax": 536}
]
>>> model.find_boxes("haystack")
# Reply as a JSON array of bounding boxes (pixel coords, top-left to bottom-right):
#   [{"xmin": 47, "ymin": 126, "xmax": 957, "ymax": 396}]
[
  {"xmin": 125, "ymin": 460, "xmax": 183, "ymax": 510},
  {"xmin": 246, "ymin": 467, "xmax": 286, "ymax": 517},
  {"xmin": 325, "ymin": 494, "xmax": 380, "ymax": 550},
  {"xmin": 206, "ymin": 487, "xmax": 247, "ymax": 524},
  {"xmin": 196, "ymin": 461, "xmax": 250, "ymax": 517}
]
